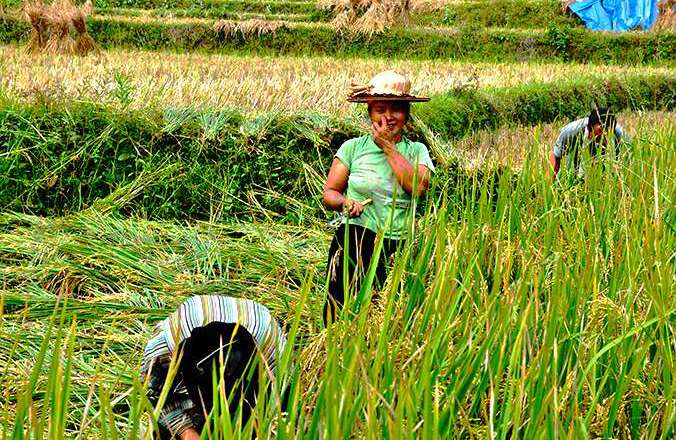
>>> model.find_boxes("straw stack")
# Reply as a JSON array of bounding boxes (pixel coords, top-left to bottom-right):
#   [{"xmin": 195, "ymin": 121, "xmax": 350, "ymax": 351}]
[
  {"xmin": 214, "ymin": 19, "xmax": 288, "ymax": 39},
  {"xmin": 655, "ymin": 0, "xmax": 675, "ymax": 31},
  {"xmin": 323, "ymin": 0, "xmax": 410, "ymax": 36},
  {"xmin": 22, "ymin": 0, "xmax": 98, "ymax": 55}
]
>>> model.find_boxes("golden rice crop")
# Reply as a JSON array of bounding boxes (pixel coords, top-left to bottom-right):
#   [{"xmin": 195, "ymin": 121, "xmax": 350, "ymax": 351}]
[
  {"xmin": 0, "ymin": 44, "xmax": 670, "ymax": 115},
  {"xmin": 86, "ymin": 12, "xmax": 324, "ymax": 28},
  {"xmin": 655, "ymin": 0, "xmax": 675, "ymax": 31}
]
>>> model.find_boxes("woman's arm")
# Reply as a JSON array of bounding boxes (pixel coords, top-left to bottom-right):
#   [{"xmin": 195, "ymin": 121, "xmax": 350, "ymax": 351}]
[
  {"xmin": 383, "ymin": 149, "xmax": 430, "ymax": 196},
  {"xmin": 323, "ymin": 158, "xmax": 366, "ymax": 217},
  {"xmin": 372, "ymin": 120, "xmax": 430, "ymax": 196}
]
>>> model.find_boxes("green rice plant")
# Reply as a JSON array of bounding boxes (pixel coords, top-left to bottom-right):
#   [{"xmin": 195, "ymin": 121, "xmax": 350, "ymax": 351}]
[{"xmin": 0, "ymin": 121, "xmax": 673, "ymax": 437}]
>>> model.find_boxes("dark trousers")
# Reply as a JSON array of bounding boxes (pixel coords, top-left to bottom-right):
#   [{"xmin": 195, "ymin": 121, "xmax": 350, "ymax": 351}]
[{"xmin": 324, "ymin": 224, "xmax": 399, "ymax": 324}]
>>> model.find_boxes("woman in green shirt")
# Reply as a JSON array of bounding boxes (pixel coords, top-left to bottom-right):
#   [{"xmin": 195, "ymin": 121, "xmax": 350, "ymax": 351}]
[{"xmin": 323, "ymin": 71, "xmax": 435, "ymax": 323}]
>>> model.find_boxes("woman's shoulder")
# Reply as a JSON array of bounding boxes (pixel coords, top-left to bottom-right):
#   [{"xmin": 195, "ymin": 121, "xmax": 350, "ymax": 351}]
[
  {"xmin": 343, "ymin": 135, "xmax": 371, "ymax": 146},
  {"xmin": 338, "ymin": 135, "xmax": 371, "ymax": 153}
]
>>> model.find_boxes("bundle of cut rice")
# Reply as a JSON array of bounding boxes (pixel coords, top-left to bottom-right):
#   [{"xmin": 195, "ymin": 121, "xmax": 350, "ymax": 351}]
[
  {"xmin": 655, "ymin": 0, "xmax": 675, "ymax": 31},
  {"xmin": 214, "ymin": 18, "xmax": 287, "ymax": 39},
  {"xmin": 22, "ymin": 0, "xmax": 97, "ymax": 55},
  {"xmin": 328, "ymin": 0, "xmax": 410, "ymax": 36}
]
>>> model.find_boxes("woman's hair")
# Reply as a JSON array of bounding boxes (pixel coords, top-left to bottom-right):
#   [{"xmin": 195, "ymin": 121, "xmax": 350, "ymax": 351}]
[
  {"xmin": 367, "ymin": 101, "xmax": 411, "ymax": 123},
  {"xmin": 588, "ymin": 107, "xmax": 616, "ymax": 130}
]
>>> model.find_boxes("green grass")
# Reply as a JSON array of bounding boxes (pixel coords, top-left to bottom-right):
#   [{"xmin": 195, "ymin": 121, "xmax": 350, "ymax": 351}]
[
  {"xmin": 1, "ymin": 122, "xmax": 674, "ymax": 437},
  {"xmin": 414, "ymin": 0, "xmax": 583, "ymax": 29},
  {"xmin": 0, "ymin": 73, "xmax": 673, "ymax": 218},
  {"xmin": 93, "ymin": 0, "xmax": 327, "ymax": 17}
]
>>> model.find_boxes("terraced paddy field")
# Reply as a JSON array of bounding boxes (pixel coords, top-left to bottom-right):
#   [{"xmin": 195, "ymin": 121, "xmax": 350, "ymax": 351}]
[
  {"xmin": 0, "ymin": 0, "xmax": 674, "ymax": 438},
  {"xmin": 2, "ymin": 45, "xmax": 673, "ymax": 114}
]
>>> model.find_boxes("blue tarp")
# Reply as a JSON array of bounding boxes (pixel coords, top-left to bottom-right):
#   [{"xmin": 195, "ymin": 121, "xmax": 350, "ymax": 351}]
[{"xmin": 569, "ymin": 0, "xmax": 659, "ymax": 31}]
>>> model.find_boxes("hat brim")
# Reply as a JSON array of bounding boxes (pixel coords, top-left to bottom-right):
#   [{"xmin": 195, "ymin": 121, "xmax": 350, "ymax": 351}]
[{"xmin": 347, "ymin": 94, "xmax": 430, "ymax": 103}]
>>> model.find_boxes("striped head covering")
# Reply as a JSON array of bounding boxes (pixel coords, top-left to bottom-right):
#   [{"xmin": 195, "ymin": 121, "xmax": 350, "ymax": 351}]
[{"xmin": 139, "ymin": 295, "xmax": 287, "ymax": 435}]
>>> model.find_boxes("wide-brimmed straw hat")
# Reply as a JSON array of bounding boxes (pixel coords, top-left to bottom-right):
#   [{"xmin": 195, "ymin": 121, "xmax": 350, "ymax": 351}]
[{"xmin": 348, "ymin": 71, "xmax": 430, "ymax": 103}]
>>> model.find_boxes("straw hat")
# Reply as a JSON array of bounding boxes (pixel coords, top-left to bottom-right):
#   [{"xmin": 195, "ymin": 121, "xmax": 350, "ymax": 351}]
[{"xmin": 348, "ymin": 71, "xmax": 430, "ymax": 103}]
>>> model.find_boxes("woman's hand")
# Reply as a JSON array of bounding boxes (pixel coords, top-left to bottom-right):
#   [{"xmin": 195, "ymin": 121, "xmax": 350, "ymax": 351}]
[
  {"xmin": 371, "ymin": 116, "xmax": 397, "ymax": 155},
  {"xmin": 343, "ymin": 199, "xmax": 366, "ymax": 218}
]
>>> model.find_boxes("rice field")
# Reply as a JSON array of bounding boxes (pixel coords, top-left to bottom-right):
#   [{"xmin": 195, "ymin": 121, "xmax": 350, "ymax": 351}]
[
  {"xmin": 1, "ymin": 44, "xmax": 672, "ymax": 115},
  {"xmin": 1, "ymin": 0, "xmax": 675, "ymax": 438}
]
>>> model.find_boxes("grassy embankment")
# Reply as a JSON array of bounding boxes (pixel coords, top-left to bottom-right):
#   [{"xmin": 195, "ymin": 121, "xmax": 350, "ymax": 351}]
[
  {"xmin": 0, "ymin": 1, "xmax": 673, "ymax": 63},
  {"xmin": 0, "ymin": 73, "xmax": 673, "ymax": 218}
]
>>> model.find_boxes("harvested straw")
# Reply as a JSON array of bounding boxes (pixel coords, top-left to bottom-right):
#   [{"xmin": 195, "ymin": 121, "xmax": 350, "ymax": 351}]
[
  {"xmin": 655, "ymin": 0, "xmax": 675, "ymax": 31},
  {"xmin": 213, "ymin": 19, "xmax": 288, "ymax": 39},
  {"xmin": 561, "ymin": 0, "xmax": 576, "ymax": 11},
  {"xmin": 22, "ymin": 0, "xmax": 98, "ymax": 55},
  {"xmin": 323, "ymin": 0, "xmax": 410, "ymax": 36},
  {"xmin": 23, "ymin": 1, "xmax": 49, "ymax": 52},
  {"xmin": 72, "ymin": 9, "xmax": 97, "ymax": 53}
]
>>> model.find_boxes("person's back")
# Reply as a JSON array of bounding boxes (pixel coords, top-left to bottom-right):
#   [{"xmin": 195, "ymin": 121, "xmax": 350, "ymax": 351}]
[
  {"xmin": 139, "ymin": 295, "xmax": 287, "ymax": 439},
  {"xmin": 548, "ymin": 108, "xmax": 626, "ymax": 179}
]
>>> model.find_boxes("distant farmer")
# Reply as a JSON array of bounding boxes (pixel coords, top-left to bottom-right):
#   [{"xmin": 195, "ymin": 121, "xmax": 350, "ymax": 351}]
[
  {"xmin": 322, "ymin": 71, "xmax": 434, "ymax": 323},
  {"xmin": 548, "ymin": 107, "xmax": 627, "ymax": 178},
  {"xmin": 140, "ymin": 295, "xmax": 287, "ymax": 439}
]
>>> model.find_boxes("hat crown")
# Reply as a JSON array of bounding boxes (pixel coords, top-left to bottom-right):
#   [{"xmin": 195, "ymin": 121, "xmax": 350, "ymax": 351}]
[
  {"xmin": 369, "ymin": 71, "xmax": 411, "ymax": 96},
  {"xmin": 347, "ymin": 70, "xmax": 428, "ymax": 102}
]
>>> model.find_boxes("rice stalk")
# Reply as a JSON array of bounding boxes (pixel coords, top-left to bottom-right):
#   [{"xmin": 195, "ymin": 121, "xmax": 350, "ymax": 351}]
[{"xmin": 2, "ymin": 123, "xmax": 674, "ymax": 436}]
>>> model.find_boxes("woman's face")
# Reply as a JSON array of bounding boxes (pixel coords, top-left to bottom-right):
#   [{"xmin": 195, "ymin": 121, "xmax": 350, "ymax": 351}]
[{"xmin": 368, "ymin": 101, "xmax": 409, "ymax": 137}]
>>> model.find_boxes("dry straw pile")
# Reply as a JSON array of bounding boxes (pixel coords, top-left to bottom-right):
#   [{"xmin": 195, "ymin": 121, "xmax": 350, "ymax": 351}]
[
  {"xmin": 22, "ymin": 0, "xmax": 97, "ymax": 55},
  {"xmin": 320, "ymin": 0, "xmax": 411, "ymax": 36},
  {"xmin": 213, "ymin": 19, "xmax": 288, "ymax": 39},
  {"xmin": 655, "ymin": 0, "xmax": 674, "ymax": 31}
]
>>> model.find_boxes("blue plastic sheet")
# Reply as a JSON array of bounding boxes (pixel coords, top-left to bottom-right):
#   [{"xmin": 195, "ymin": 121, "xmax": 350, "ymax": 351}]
[{"xmin": 568, "ymin": 0, "xmax": 659, "ymax": 31}]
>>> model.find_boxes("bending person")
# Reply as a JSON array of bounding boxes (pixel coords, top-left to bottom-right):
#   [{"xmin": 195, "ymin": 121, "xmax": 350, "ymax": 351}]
[
  {"xmin": 139, "ymin": 295, "xmax": 287, "ymax": 439},
  {"xmin": 548, "ymin": 107, "xmax": 627, "ymax": 179},
  {"xmin": 322, "ymin": 71, "xmax": 435, "ymax": 324}
]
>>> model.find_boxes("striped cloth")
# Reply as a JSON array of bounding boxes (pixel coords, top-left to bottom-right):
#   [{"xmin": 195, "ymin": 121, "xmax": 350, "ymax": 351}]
[{"xmin": 139, "ymin": 295, "xmax": 287, "ymax": 436}]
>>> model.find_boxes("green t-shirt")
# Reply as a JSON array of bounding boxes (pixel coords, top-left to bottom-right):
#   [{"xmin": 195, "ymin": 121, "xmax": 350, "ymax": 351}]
[{"xmin": 335, "ymin": 135, "xmax": 435, "ymax": 240}]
